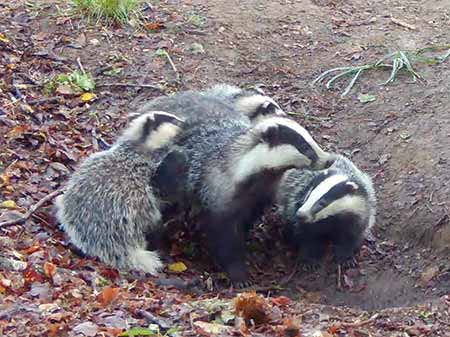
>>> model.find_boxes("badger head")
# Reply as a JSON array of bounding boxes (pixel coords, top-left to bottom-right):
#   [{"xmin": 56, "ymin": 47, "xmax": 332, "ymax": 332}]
[
  {"xmin": 233, "ymin": 117, "xmax": 333, "ymax": 183},
  {"xmin": 121, "ymin": 111, "xmax": 184, "ymax": 150},
  {"xmin": 234, "ymin": 88, "xmax": 286, "ymax": 122},
  {"xmin": 295, "ymin": 170, "xmax": 368, "ymax": 224}
]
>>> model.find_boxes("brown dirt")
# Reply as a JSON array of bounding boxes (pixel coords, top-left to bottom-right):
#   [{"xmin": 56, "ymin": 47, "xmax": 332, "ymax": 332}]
[{"xmin": 1, "ymin": 0, "xmax": 450, "ymax": 336}]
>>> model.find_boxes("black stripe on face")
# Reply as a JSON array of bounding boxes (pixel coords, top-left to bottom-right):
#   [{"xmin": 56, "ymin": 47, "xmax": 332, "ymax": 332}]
[
  {"xmin": 310, "ymin": 180, "xmax": 357, "ymax": 215},
  {"xmin": 274, "ymin": 125, "xmax": 319, "ymax": 163},
  {"xmin": 154, "ymin": 113, "xmax": 182, "ymax": 127}
]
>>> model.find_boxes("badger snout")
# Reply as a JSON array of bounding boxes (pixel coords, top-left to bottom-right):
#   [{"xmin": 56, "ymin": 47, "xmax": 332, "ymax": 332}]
[{"xmin": 296, "ymin": 210, "xmax": 313, "ymax": 223}]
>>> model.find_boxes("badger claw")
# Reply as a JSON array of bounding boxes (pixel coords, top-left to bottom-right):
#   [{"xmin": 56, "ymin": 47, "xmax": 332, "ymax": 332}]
[
  {"xmin": 338, "ymin": 257, "xmax": 358, "ymax": 269},
  {"xmin": 300, "ymin": 262, "xmax": 321, "ymax": 272},
  {"xmin": 232, "ymin": 279, "xmax": 254, "ymax": 289}
]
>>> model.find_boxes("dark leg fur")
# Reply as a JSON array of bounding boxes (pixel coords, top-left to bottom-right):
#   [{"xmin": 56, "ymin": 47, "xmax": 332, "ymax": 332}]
[
  {"xmin": 332, "ymin": 230, "xmax": 362, "ymax": 268},
  {"xmin": 297, "ymin": 237, "xmax": 327, "ymax": 271},
  {"xmin": 153, "ymin": 150, "xmax": 189, "ymax": 208},
  {"xmin": 204, "ymin": 212, "xmax": 251, "ymax": 288}
]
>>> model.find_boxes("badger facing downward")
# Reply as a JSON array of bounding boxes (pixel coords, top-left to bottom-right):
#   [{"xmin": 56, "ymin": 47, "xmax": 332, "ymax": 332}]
[
  {"xmin": 136, "ymin": 83, "xmax": 285, "ymax": 124},
  {"xmin": 177, "ymin": 116, "xmax": 334, "ymax": 287},
  {"xmin": 276, "ymin": 154, "xmax": 376, "ymax": 269},
  {"xmin": 55, "ymin": 111, "xmax": 187, "ymax": 275}
]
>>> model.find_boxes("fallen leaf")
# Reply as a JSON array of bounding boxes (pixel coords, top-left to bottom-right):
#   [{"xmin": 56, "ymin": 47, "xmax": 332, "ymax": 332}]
[
  {"xmin": 80, "ymin": 92, "xmax": 96, "ymax": 102},
  {"xmin": 98, "ymin": 287, "xmax": 120, "ymax": 306},
  {"xmin": 144, "ymin": 21, "xmax": 165, "ymax": 31},
  {"xmin": 6, "ymin": 125, "xmax": 29, "ymax": 139},
  {"xmin": 23, "ymin": 244, "xmax": 41, "ymax": 254},
  {"xmin": 194, "ymin": 321, "xmax": 233, "ymax": 336},
  {"xmin": 235, "ymin": 291, "xmax": 270, "ymax": 325},
  {"xmin": 0, "ymin": 33, "xmax": 10, "ymax": 43},
  {"xmin": 44, "ymin": 262, "xmax": 57, "ymax": 278},
  {"xmin": 120, "ymin": 327, "xmax": 155, "ymax": 336},
  {"xmin": 271, "ymin": 296, "xmax": 291, "ymax": 307},
  {"xmin": 56, "ymin": 84, "xmax": 77, "ymax": 96},
  {"xmin": 420, "ymin": 265, "xmax": 439, "ymax": 285},
  {"xmin": 0, "ymin": 200, "xmax": 17, "ymax": 209},
  {"xmin": 73, "ymin": 321, "xmax": 98, "ymax": 337},
  {"xmin": 168, "ymin": 262, "xmax": 188, "ymax": 273},
  {"xmin": 282, "ymin": 318, "xmax": 301, "ymax": 337},
  {"xmin": 358, "ymin": 93, "xmax": 377, "ymax": 103}
]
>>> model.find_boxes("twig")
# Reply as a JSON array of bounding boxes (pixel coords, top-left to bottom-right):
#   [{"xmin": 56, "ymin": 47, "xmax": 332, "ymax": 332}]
[
  {"xmin": 27, "ymin": 97, "xmax": 61, "ymax": 105},
  {"xmin": 337, "ymin": 264, "xmax": 342, "ymax": 289},
  {"xmin": 337, "ymin": 313, "xmax": 380, "ymax": 328},
  {"xmin": 96, "ymin": 83, "xmax": 164, "ymax": 91},
  {"xmin": 0, "ymin": 189, "xmax": 64, "ymax": 228},
  {"xmin": 76, "ymin": 57, "xmax": 86, "ymax": 75},
  {"xmin": 162, "ymin": 50, "xmax": 179, "ymax": 80}
]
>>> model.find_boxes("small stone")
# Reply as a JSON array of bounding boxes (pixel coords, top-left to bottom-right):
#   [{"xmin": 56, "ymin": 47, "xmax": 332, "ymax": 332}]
[{"xmin": 187, "ymin": 42, "xmax": 205, "ymax": 55}]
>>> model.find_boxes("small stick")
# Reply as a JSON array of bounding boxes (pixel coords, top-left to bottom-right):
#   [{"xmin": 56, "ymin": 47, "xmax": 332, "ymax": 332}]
[
  {"xmin": 76, "ymin": 57, "xmax": 86, "ymax": 75},
  {"xmin": 338, "ymin": 313, "xmax": 379, "ymax": 328},
  {"xmin": 27, "ymin": 97, "xmax": 61, "ymax": 105},
  {"xmin": 337, "ymin": 264, "xmax": 342, "ymax": 289},
  {"xmin": 0, "ymin": 189, "xmax": 64, "ymax": 228},
  {"xmin": 96, "ymin": 83, "xmax": 164, "ymax": 91},
  {"xmin": 162, "ymin": 50, "xmax": 179, "ymax": 80}
]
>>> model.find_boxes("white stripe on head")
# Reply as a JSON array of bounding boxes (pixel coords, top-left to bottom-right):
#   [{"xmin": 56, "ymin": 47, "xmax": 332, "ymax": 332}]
[
  {"xmin": 235, "ymin": 95, "xmax": 285, "ymax": 118},
  {"xmin": 297, "ymin": 174, "xmax": 348, "ymax": 216},
  {"xmin": 121, "ymin": 111, "xmax": 182, "ymax": 150},
  {"xmin": 233, "ymin": 143, "xmax": 311, "ymax": 184},
  {"xmin": 315, "ymin": 195, "xmax": 368, "ymax": 222},
  {"xmin": 255, "ymin": 117, "xmax": 330, "ymax": 167}
]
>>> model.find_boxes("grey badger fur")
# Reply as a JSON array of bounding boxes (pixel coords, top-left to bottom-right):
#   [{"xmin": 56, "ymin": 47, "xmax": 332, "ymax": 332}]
[
  {"xmin": 135, "ymin": 84, "xmax": 286, "ymax": 123},
  {"xmin": 275, "ymin": 154, "xmax": 376, "ymax": 268},
  {"xmin": 175, "ymin": 115, "xmax": 334, "ymax": 286},
  {"xmin": 55, "ymin": 111, "xmax": 187, "ymax": 275}
]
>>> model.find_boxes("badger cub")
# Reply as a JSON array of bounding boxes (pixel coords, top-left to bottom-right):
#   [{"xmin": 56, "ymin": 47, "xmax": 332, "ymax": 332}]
[
  {"xmin": 276, "ymin": 154, "xmax": 376, "ymax": 269},
  {"xmin": 177, "ymin": 116, "xmax": 334, "ymax": 287},
  {"xmin": 136, "ymin": 83, "xmax": 285, "ymax": 123},
  {"xmin": 55, "ymin": 111, "xmax": 186, "ymax": 275}
]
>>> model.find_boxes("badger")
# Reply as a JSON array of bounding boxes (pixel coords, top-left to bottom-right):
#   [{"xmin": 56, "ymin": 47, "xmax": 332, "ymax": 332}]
[
  {"xmin": 276, "ymin": 154, "xmax": 376, "ymax": 269},
  {"xmin": 175, "ymin": 116, "xmax": 334, "ymax": 287},
  {"xmin": 55, "ymin": 111, "xmax": 187, "ymax": 275},
  {"xmin": 135, "ymin": 83, "xmax": 286, "ymax": 123}
]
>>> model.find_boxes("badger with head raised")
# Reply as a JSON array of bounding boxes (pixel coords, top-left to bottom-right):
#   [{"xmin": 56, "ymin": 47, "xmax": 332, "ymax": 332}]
[
  {"xmin": 276, "ymin": 154, "xmax": 376, "ymax": 269},
  {"xmin": 55, "ymin": 111, "xmax": 188, "ymax": 275},
  {"xmin": 135, "ymin": 83, "xmax": 286, "ymax": 123},
  {"xmin": 176, "ymin": 115, "xmax": 334, "ymax": 287}
]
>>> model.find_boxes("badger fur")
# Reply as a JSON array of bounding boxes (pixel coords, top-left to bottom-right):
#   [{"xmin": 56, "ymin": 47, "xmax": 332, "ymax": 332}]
[
  {"xmin": 176, "ymin": 116, "xmax": 333, "ymax": 286},
  {"xmin": 55, "ymin": 111, "xmax": 187, "ymax": 275},
  {"xmin": 276, "ymin": 154, "xmax": 376, "ymax": 268},
  {"xmin": 135, "ymin": 84, "xmax": 285, "ymax": 123}
]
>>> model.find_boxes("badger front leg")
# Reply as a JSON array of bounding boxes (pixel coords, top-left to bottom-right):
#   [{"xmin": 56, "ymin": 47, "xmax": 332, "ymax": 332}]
[{"xmin": 204, "ymin": 213, "xmax": 251, "ymax": 288}]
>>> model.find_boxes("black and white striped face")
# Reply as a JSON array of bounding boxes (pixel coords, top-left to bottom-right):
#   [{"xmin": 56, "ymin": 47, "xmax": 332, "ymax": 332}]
[
  {"xmin": 233, "ymin": 117, "xmax": 333, "ymax": 183},
  {"xmin": 234, "ymin": 90, "xmax": 286, "ymax": 121},
  {"xmin": 122, "ymin": 111, "xmax": 184, "ymax": 150},
  {"xmin": 296, "ymin": 170, "xmax": 366, "ymax": 223}
]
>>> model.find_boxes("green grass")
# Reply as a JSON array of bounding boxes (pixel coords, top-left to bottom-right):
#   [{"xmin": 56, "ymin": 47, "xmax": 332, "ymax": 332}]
[
  {"xmin": 72, "ymin": 0, "xmax": 142, "ymax": 25},
  {"xmin": 313, "ymin": 45, "xmax": 450, "ymax": 97}
]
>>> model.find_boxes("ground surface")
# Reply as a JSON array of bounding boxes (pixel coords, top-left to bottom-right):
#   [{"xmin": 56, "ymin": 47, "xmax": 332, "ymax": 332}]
[{"xmin": 0, "ymin": 0, "xmax": 449, "ymax": 336}]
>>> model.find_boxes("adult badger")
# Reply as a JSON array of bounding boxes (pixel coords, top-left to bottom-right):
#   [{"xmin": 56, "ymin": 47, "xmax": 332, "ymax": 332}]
[
  {"xmin": 276, "ymin": 154, "xmax": 376, "ymax": 269},
  {"xmin": 55, "ymin": 111, "xmax": 187, "ymax": 275},
  {"xmin": 176, "ymin": 116, "xmax": 334, "ymax": 287},
  {"xmin": 135, "ymin": 83, "xmax": 286, "ymax": 123}
]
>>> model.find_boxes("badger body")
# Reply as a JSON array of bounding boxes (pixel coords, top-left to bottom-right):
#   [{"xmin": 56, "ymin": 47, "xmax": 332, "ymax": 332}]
[
  {"xmin": 136, "ymin": 84, "xmax": 285, "ymax": 123},
  {"xmin": 175, "ymin": 116, "xmax": 333, "ymax": 286},
  {"xmin": 55, "ymin": 112, "xmax": 187, "ymax": 275},
  {"xmin": 276, "ymin": 154, "xmax": 376, "ymax": 268}
]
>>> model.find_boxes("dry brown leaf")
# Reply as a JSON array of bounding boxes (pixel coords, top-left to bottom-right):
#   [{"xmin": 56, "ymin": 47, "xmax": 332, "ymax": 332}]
[
  {"xmin": 271, "ymin": 296, "xmax": 291, "ymax": 307},
  {"xmin": 194, "ymin": 321, "xmax": 233, "ymax": 336},
  {"xmin": 44, "ymin": 262, "xmax": 57, "ymax": 278},
  {"xmin": 282, "ymin": 318, "xmax": 301, "ymax": 337},
  {"xmin": 420, "ymin": 265, "xmax": 440, "ymax": 285},
  {"xmin": 235, "ymin": 291, "xmax": 270, "ymax": 325},
  {"xmin": 98, "ymin": 287, "xmax": 120, "ymax": 306}
]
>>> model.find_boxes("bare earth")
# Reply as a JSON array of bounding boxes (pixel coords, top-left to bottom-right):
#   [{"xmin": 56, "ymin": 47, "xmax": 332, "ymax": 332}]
[{"xmin": 0, "ymin": 0, "xmax": 449, "ymax": 336}]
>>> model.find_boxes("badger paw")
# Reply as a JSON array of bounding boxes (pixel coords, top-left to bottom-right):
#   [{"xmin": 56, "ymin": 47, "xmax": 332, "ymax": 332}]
[
  {"xmin": 232, "ymin": 279, "xmax": 254, "ymax": 289},
  {"xmin": 300, "ymin": 261, "xmax": 321, "ymax": 272},
  {"xmin": 340, "ymin": 257, "xmax": 358, "ymax": 269}
]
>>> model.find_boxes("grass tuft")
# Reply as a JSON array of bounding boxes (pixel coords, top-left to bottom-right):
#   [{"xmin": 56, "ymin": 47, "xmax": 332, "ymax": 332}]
[
  {"xmin": 72, "ymin": 0, "xmax": 142, "ymax": 25},
  {"xmin": 313, "ymin": 46, "xmax": 450, "ymax": 97}
]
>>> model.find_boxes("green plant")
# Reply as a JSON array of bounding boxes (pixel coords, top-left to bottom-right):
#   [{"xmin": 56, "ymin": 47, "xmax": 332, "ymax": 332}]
[
  {"xmin": 47, "ymin": 70, "xmax": 96, "ymax": 93},
  {"xmin": 313, "ymin": 46, "xmax": 450, "ymax": 97},
  {"xmin": 72, "ymin": 0, "xmax": 142, "ymax": 25}
]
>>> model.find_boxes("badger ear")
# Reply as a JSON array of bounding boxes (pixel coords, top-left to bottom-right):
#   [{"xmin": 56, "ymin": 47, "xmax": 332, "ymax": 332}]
[
  {"xmin": 345, "ymin": 181, "xmax": 359, "ymax": 191},
  {"xmin": 261, "ymin": 124, "xmax": 279, "ymax": 144}
]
